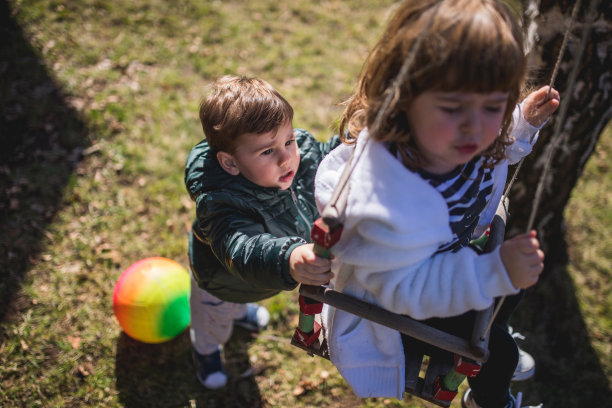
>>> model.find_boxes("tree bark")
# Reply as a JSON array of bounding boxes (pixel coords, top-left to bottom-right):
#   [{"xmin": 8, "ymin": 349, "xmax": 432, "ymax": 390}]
[{"xmin": 508, "ymin": 0, "xmax": 612, "ymax": 272}]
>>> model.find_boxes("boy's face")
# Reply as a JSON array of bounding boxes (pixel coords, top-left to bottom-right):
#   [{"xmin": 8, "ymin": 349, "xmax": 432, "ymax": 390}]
[
  {"xmin": 217, "ymin": 121, "xmax": 300, "ymax": 190},
  {"xmin": 407, "ymin": 91, "xmax": 508, "ymax": 174}
]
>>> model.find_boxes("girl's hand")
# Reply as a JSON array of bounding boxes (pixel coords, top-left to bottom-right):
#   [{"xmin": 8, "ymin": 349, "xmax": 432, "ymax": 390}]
[
  {"xmin": 500, "ymin": 230, "xmax": 545, "ymax": 289},
  {"xmin": 522, "ymin": 86, "xmax": 560, "ymax": 128},
  {"xmin": 289, "ymin": 243, "xmax": 334, "ymax": 285}
]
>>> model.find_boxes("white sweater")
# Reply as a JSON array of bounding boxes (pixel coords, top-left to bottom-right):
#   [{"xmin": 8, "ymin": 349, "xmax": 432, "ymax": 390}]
[{"xmin": 313, "ymin": 105, "xmax": 539, "ymax": 398}]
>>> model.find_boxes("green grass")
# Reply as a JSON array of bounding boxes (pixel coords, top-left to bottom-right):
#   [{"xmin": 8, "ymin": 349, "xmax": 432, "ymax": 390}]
[
  {"xmin": 565, "ymin": 129, "xmax": 612, "ymax": 377},
  {"xmin": 1, "ymin": 1, "xmax": 610, "ymax": 407}
]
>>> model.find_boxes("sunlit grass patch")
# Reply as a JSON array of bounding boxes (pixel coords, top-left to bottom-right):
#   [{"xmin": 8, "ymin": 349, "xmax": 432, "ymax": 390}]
[{"xmin": 2, "ymin": 0, "xmax": 610, "ymax": 407}]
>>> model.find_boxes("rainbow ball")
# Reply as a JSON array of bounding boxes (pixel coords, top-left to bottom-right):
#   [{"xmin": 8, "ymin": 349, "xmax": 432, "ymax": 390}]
[{"xmin": 113, "ymin": 257, "xmax": 191, "ymax": 344}]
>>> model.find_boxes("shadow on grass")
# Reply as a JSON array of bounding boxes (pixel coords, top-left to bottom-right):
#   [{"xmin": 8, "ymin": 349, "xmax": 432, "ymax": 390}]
[
  {"xmin": 115, "ymin": 327, "xmax": 264, "ymax": 408},
  {"xmin": 0, "ymin": 0, "xmax": 89, "ymax": 322},
  {"xmin": 510, "ymin": 263, "xmax": 612, "ymax": 407}
]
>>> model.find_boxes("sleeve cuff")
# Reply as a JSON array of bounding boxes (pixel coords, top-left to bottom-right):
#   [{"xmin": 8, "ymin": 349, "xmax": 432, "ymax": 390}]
[{"xmin": 280, "ymin": 240, "xmax": 306, "ymax": 288}]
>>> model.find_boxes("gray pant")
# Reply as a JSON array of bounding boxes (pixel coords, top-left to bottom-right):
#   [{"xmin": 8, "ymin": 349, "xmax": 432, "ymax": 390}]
[{"xmin": 189, "ymin": 272, "xmax": 247, "ymax": 355}]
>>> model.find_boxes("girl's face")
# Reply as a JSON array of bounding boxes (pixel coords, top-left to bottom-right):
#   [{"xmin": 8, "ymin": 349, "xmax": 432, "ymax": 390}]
[{"xmin": 407, "ymin": 91, "xmax": 509, "ymax": 174}]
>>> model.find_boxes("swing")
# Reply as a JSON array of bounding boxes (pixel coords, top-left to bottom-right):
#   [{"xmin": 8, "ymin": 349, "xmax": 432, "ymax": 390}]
[
  {"xmin": 291, "ymin": 187, "xmax": 509, "ymax": 407},
  {"xmin": 289, "ymin": 0, "xmax": 596, "ymax": 405}
]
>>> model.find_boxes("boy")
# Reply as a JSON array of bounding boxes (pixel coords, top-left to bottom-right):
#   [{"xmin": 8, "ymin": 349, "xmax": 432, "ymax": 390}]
[{"xmin": 184, "ymin": 75, "xmax": 339, "ymax": 389}]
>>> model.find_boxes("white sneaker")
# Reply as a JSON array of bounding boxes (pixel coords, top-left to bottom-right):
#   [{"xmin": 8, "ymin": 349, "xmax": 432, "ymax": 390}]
[
  {"xmin": 192, "ymin": 348, "xmax": 228, "ymax": 390},
  {"xmin": 511, "ymin": 391, "xmax": 543, "ymax": 408},
  {"xmin": 509, "ymin": 327, "xmax": 536, "ymax": 381},
  {"xmin": 461, "ymin": 388, "xmax": 480, "ymax": 408},
  {"xmin": 234, "ymin": 303, "xmax": 270, "ymax": 332},
  {"xmin": 462, "ymin": 388, "xmax": 543, "ymax": 408}
]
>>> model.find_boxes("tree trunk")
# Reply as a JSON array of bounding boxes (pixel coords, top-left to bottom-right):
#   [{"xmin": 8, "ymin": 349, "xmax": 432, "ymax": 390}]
[{"xmin": 509, "ymin": 0, "xmax": 612, "ymax": 272}]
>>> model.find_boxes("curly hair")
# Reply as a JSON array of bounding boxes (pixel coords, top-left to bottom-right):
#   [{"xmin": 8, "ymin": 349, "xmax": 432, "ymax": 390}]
[{"xmin": 339, "ymin": 0, "xmax": 526, "ymax": 170}]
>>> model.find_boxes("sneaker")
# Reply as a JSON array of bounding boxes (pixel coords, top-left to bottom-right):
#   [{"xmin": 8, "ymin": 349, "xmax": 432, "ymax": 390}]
[
  {"xmin": 192, "ymin": 348, "xmax": 227, "ymax": 389},
  {"xmin": 462, "ymin": 388, "xmax": 543, "ymax": 408},
  {"xmin": 509, "ymin": 327, "xmax": 536, "ymax": 381},
  {"xmin": 233, "ymin": 303, "xmax": 270, "ymax": 332}
]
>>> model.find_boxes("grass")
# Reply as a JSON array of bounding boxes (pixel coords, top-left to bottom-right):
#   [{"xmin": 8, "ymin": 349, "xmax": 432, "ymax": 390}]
[
  {"xmin": 1, "ymin": 0, "xmax": 610, "ymax": 407},
  {"xmin": 565, "ymin": 131, "xmax": 612, "ymax": 378}
]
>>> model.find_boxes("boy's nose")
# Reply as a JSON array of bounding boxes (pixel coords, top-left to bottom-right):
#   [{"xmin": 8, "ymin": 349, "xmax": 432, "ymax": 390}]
[{"xmin": 278, "ymin": 149, "xmax": 291, "ymax": 166}]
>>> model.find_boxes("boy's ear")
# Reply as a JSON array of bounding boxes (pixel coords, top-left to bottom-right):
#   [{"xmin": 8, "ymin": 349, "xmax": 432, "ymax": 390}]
[{"xmin": 216, "ymin": 151, "xmax": 240, "ymax": 176}]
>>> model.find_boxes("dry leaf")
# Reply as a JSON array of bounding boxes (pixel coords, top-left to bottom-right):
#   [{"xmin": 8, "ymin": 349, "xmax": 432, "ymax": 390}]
[
  {"xmin": 68, "ymin": 336, "xmax": 81, "ymax": 349},
  {"xmin": 77, "ymin": 364, "xmax": 90, "ymax": 377},
  {"xmin": 292, "ymin": 385, "xmax": 305, "ymax": 396}
]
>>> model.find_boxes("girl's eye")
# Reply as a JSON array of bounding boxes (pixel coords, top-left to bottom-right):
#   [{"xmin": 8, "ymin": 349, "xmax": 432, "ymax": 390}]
[
  {"xmin": 485, "ymin": 106, "xmax": 504, "ymax": 113},
  {"xmin": 440, "ymin": 106, "xmax": 461, "ymax": 114}
]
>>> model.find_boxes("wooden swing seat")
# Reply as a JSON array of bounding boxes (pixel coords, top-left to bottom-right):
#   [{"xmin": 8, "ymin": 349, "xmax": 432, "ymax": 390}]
[
  {"xmin": 291, "ymin": 284, "xmax": 492, "ymax": 407},
  {"xmin": 291, "ymin": 199, "xmax": 509, "ymax": 407}
]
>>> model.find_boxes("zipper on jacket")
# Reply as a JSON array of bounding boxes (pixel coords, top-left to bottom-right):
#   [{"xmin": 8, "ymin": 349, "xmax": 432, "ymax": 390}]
[{"xmin": 289, "ymin": 187, "xmax": 312, "ymax": 233}]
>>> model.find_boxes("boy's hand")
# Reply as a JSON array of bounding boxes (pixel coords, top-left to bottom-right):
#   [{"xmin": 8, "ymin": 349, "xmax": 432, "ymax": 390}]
[
  {"xmin": 289, "ymin": 243, "xmax": 334, "ymax": 285},
  {"xmin": 500, "ymin": 230, "xmax": 545, "ymax": 289},
  {"xmin": 522, "ymin": 86, "xmax": 560, "ymax": 128}
]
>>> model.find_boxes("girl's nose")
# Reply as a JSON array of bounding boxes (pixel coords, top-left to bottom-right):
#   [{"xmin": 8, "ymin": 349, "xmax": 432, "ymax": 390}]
[{"xmin": 460, "ymin": 109, "xmax": 482, "ymax": 137}]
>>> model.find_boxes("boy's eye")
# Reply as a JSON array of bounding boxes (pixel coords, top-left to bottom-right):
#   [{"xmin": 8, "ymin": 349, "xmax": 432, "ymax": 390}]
[
  {"xmin": 285, "ymin": 138, "xmax": 295, "ymax": 147},
  {"xmin": 261, "ymin": 149, "xmax": 273, "ymax": 156}
]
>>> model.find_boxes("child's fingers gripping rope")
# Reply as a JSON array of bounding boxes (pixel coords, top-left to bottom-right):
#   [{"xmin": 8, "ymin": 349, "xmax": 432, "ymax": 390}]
[
  {"xmin": 500, "ymin": 231, "xmax": 545, "ymax": 289},
  {"xmin": 289, "ymin": 244, "xmax": 334, "ymax": 285}
]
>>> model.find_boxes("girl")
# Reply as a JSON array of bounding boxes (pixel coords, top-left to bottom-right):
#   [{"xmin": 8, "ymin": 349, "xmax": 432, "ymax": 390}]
[{"xmin": 314, "ymin": 1, "xmax": 559, "ymax": 407}]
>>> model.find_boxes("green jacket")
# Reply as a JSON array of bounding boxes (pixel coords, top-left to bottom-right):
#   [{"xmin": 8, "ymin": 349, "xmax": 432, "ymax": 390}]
[{"xmin": 185, "ymin": 129, "xmax": 340, "ymax": 303}]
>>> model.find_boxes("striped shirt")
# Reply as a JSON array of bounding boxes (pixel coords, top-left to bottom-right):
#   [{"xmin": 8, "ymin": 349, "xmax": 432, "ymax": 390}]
[{"xmin": 417, "ymin": 156, "xmax": 493, "ymax": 253}]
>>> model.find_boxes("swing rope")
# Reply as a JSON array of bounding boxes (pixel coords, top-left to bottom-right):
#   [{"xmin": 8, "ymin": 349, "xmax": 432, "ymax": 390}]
[
  {"xmin": 481, "ymin": 0, "xmax": 598, "ymax": 341},
  {"xmin": 526, "ymin": 0, "xmax": 599, "ymax": 232},
  {"xmin": 302, "ymin": 0, "xmax": 598, "ymax": 375},
  {"xmin": 321, "ymin": 2, "xmax": 441, "ymax": 222},
  {"xmin": 503, "ymin": 0, "xmax": 582, "ymax": 199},
  {"xmin": 296, "ymin": 1, "xmax": 444, "ymax": 358}
]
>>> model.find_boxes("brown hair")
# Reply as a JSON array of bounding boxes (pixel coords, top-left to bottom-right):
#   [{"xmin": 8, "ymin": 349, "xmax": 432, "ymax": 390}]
[
  {"xmin": 199, "ymin": 76, "xmax": 294, "ymax": 153},
  {"xmin": 339, "ymin": 0, "xmax": 526, "ymax": 169}
]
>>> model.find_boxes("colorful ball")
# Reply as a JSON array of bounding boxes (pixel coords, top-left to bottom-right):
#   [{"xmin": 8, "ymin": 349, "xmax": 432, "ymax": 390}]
[{"xmin": 113, "ymin": 257, "xmax": 191, "ymax": 344}]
